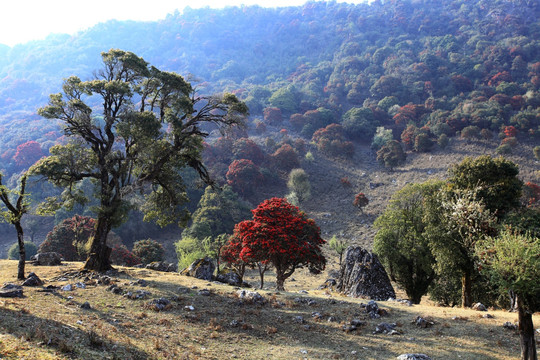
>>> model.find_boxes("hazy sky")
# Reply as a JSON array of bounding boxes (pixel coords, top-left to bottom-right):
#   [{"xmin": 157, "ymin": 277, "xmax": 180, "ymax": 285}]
[{"xmin": 0, "ymin": 0, "xmax": 368, "ymax": 47}]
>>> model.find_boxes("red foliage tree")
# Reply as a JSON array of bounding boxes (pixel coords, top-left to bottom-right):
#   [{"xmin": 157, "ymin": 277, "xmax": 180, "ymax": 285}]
[
  {"xmin": 488, "ymin": 71, "xmax": 512, "ymax": 87},
  {"xmin": 393, "ymin": 104, "xmax": 427, "ymax": 126},
  {"xmin": 312, "ymin": 124, "xmax": 354, "ymax": 158},
  {"xmin": 503, "ymin": 125, "xmax": 518, "ymax": 138},
  {"xmin": 263, "ymin": 107, "xmax": 283, "ymax": 125},
  {"xmin": 233, "ymin": 198, "xmax": 326, "ymax": 290},
  {"xmin": 232, "ymin": 138, "xmax": 266, "ymax": 165},
  {"xmin": 203, "ymin": 137, "xmax": 233, "ymax": 165},
  {"xmin": 523, "ymin": 182, "xmax": 540, "ymax": 207},
  {"xmin": 353, "ymin": 193, "xmax": 369, "ymax": 213},
  {"xmin": 400, "ymin": 124, "xmax": 417, "ymax": 148},
  {"xmin": 271, "ymin": 144, "xmax": 300, "ymax": 171},
  {"xmin": 13, "ymin": 140, "xmax": 44, "ymax": 168},
  {"xmin": 451, "ymin": 75, "xmax": 474, "ymax": 92},
  {"xmin": 221, "ymin": 234, "xmax": 251, "ymax": 281},
  {"xmin": 289, "ymin": 113, "xmax": 305, "ymax": 130},
  {"xmin": 110, "ymin": 244, "xmax": 141, "ymax": 266},
  {"xmin": 226, "ymin": 159, "xmax": 263, "ymax": 196},
  {"xmin": 39, "ymin": 215, "xmax": 96, "ymax": 261}
]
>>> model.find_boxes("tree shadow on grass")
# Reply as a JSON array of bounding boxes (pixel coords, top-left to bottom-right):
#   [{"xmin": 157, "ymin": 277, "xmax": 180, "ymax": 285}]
[{"xmin": 0, "ymin": 306, "xmax": 150, "ymax": 359}]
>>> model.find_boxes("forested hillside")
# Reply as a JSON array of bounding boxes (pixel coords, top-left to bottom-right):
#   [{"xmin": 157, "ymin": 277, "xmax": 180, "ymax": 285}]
[{"xmin": 1, "ymin": 0, "xmax": 539, "ymax": 253}]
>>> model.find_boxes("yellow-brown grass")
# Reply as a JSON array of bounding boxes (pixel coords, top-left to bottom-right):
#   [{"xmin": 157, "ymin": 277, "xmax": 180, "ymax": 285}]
[{"xmin": 0, "ymin": 260, "xmax": 536, "ymax": 359}]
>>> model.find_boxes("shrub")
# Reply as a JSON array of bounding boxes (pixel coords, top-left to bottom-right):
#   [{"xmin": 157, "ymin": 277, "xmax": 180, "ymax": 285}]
[
  {"xmin": 110, "ymin": 244, "xmax": 141, "ymax": 266},
  {"xmin": 495, "ymin": 144, "xmax": 512, "ymax": 155},
  {"xmin": 480, "ymin": 128, "xmax": 493, "ymax": 140},
  {"xmin": 8, "ymin": 241, "xmax": 37, "ymax": 260},
  {"xmin": 534, "ymin": 146, "xmax": 540, "ymax": 161},
  {"xmin": 353, "ymin": 193, "xmax": 369, "ymax": 213},
  {"xmin": 503, "ymin": 125, "xmax": 517, "ymax": 138},
  {"xmin": 414, "ymin": 133, "xmax": 433, "ymax": 152},
  {"xmin": 437, "ymin": 134, "xmax": 449, "ymax": 149},
  {"xmin": 287, "ymin": 169, "xmax": 311, "ymax": 203},
  {"xmin": 461, "ymin": 125, "xmax": 481, "ymax": 139},
  {"xmin": 328, "ymin": 236, "xmax": 348, "ymax": 266},
  {"xmin": 377, "ymin": 140, "xmax": 406, "ymax": 170},
  {"xmin": 305, "ymin": 151, "xmax": 314, "ymax": 162},
  {"xmin": 176, "ymin": 236, "xmax": 207, "ymax": 270},
  {"xmin": 340, "ymin": 177, "xmax": 351, "ymax": 187},
  {"xmin": 501, "ymin": 137, "xmax": 518, "ymax": 147},
  {"xmin": 39, "ymin": 215, "xmax": 96, "ymax": 261},
  {"xmin": 371, "ymin": 126, "xmax": 393, "ymax": 151},
  {"xmin": 300, "ymin": 108, "xmax": 335, "ymax": 138},
  {"xmin": 132, "ymin": 239, "xmax": 165, "ymax": 264},
  {"xmin": 341, "ymin": 107, "xmax": 378, "ymax": 141}
]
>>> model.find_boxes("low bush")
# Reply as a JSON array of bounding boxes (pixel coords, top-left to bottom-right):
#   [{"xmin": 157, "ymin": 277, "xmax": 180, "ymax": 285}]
[{"xmin": 7, "ymin": 241, "xmax": 38, "ymax": 260}]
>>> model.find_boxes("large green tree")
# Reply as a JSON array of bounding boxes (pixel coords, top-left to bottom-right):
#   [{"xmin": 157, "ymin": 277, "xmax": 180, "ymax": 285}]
[
  {"xmin": 448, "ymin": 155, "xmax": 522, "ymax": 218},
  {"xmin": 373, "ymin": 182, "xmax": 439, "ymax": 304},
  {"xmin": 31, "ymin": 49, "xmax": 247, "ymax": 271},
  {"xmin": 426, "ymin": 156, "xmax": 522, "ymax": 307},
  {"xmin": 476, "ymin": 231, "xmax": 539, "ymax": 360},
  {"xmin": 0, "ymin": 172, "xmax": 29, "ymax": 280},
  {"xmin": 181, "ymin": 185, "xmax": 251, "ymax": 240}
]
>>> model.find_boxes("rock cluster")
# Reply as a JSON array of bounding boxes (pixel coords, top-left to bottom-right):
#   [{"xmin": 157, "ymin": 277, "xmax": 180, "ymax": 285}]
[
  {"xmin": 397, "ymin": 354, "xmax": 432, "ymax": 360},
  {"xmin": 236, "ymin": 290, "xmax": 266, "ymax": 305},
  {"xmin": 146, "ymin": 297, "xmax": 171, "ymax": 311},
  {"xmin": 145, "ymin": 261, "xmax": 177, "ymax": 272}
]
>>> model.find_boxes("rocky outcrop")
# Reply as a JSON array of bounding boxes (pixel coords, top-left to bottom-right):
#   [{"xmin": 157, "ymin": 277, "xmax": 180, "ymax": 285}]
[
  {"xmin": 180, "ymin": 257, "xmax": 215, "ymax": 281},
  {"xmin": 215, "ymin": 269, "xmax": 243, "ymax": 286},
  {"xmin": 30, "ymin": 252, "xmax": 63, "ymax": 266},
  {"xmin": 337, "ymin": 246, "xmax": 395, "ymax": 301}
]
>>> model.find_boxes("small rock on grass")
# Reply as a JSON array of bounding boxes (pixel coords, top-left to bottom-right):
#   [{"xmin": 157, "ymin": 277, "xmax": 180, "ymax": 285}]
[
  {"xmin": 397, "ymin": 354, "xmax": 432, "ymax": 360},
  {"xmin": 472, "ymin": 302, "xmax": 487, "ymax": 311},
  {"xmin": 0, "ymin": 284, "xmax": 23, "ymax": 298},
  {"xmin": 22, "ymin": 273, "xmax": 43, "ymax": 286},
  {"xmin": 80, "ymin": 301, "xmax": 91, "ymax": 309}
]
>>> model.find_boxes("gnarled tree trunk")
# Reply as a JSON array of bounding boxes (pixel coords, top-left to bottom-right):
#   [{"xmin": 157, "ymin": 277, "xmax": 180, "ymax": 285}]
[
  {"xmin": 83, "ymin": 216, "xmax": 112, "ymax": 271},
  {"xmin": 517, "ymin": 296, "xmax": 537, "ymax": 360},
  {"xmin": 15, "ymin": 221, "xmax": 25, "ymax": 280}
]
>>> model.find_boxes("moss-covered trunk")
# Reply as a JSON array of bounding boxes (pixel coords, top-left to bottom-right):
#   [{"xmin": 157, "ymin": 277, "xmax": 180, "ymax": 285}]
[{"xmin": 83, "ymin": 216, "xmax": 112, "ymax": 271}]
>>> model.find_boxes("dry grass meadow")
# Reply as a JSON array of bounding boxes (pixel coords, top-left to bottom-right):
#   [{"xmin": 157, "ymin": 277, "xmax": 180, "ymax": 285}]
[{"xmin": 0, "ymin": 260, "xmax": 537, "ymax": 360}]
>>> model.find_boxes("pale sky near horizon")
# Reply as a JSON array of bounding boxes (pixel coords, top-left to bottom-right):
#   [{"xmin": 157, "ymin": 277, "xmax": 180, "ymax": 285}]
[{"xmin": 0, "ymin": 0, "xmax": 368, "ymax": 47}]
